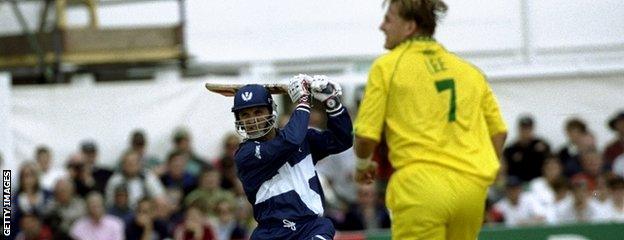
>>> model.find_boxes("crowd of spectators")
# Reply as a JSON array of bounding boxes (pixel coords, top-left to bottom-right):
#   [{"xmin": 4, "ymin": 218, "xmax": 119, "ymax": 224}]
[
  {"xmin": 9, "ymin": 129, "xmax": 252, "ymax": 240},
  {"xmin": 6, "ymin": 108, "xmax": 624, "ymax": 239},
  {"xmin": 8, "ymin": 119, "xmax": 384, "ymax": 240},
  {"xmin": 487, "ymin": 111, "xmax": 624, "ymax": 227}
]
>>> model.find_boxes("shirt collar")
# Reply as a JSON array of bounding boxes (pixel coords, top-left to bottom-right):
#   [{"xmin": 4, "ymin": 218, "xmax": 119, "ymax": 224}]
[
  {"xmin": 409, "ymin": 35, "xmax": 436, "ymax": 42},
  {"xmin": 394, "ymin": 35, "xmax": 442, "ymax": 51}
]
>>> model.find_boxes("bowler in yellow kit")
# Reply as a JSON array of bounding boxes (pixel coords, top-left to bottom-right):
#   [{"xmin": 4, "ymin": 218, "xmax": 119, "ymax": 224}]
[{"xmin": 353, "ymin": 1, "xmax": 508, "ymax": 239}]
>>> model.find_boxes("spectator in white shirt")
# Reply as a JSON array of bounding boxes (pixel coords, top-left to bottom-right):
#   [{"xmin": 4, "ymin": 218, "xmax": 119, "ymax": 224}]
[
  {"xmin": 493, "ymin": 177, "xmax": 548, "ymax": 227},
  {"xmin": 591, "ymin": 176, "xmax": 614, "ymax": 222},
  {"xmin": 537, "ymin": 177, "xmax": 571, "ymax": 225},
  {"xmin": 43, "ymin": 178, "xmax": 86, "ymax": 239},
  {"xmin": 529, "ymin": 155, "xmax": 564, "ymax": 208},
  {"xmin": 316, "ymin": 147, "xmax": 358, "ymax": 205},
  {"xmin": 552, "ymin": 178, "xmax": 572, "ymax": 205},
  {"xmin": 35, "ymin": 146, "xmax": 66, "ymax": 192},
  {"xmin": 105, "ymin": 151, "xmax": 165, "ymax": 209},
  {"xmin": 554, "ymin": 179, "xmax": 604, "ymax": 224}
]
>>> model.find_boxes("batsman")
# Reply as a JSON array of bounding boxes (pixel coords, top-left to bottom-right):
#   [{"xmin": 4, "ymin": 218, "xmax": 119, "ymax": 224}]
[
  {"xmin": 230, "ymin": 74, "xmax": 352, "ymax": 240},
  {"xmin": 354, "ymin": 0, "xmax": 508, "ymax": 239}
]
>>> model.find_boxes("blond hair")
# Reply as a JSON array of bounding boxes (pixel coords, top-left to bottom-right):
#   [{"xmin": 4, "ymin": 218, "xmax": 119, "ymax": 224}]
[{"xmin": 384, "ymin": 0, "xmax": 448, "ymax": 36}]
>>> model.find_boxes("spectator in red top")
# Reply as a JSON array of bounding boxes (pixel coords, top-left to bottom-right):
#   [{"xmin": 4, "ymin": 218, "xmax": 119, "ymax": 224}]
[
  {"xmin": 604, "ymin": 111, "xmax": 624, "ymax": 170},
  {"xmin": 16, "ymin": 212, "xmax": 53, "ymax": 240}
]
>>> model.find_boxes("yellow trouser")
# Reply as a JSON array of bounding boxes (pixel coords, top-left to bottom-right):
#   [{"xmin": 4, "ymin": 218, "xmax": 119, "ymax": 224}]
[{"xmin": 386, "ymin": 162, "xmax": 489, "ymax": 240}]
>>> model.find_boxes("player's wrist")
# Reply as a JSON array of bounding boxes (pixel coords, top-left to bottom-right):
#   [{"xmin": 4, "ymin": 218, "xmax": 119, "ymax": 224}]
[
  {"xmin": 324, "ymin": 96, "xmax": 342, "ymax": 112},
  {"xmin": 297, "ymin": 95, "xmax": 311, "ymax": 106}
]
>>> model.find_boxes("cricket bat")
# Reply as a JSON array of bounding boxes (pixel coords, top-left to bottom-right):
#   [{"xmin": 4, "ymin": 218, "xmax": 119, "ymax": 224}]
[{"xmin": 205, "ymin": 82, "xmax": 288, "ymax": 97}]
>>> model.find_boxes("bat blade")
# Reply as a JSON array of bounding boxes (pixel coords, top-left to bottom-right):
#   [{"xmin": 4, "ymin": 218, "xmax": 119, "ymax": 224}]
[{"xmin": 205, "ymin": 82, "xmax": 288, "ymax": 97}]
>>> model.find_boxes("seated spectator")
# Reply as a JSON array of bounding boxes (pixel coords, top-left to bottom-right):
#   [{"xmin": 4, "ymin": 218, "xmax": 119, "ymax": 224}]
[
  {"xmin": 173, "ymin": 206, "xmax": 217, "ymax": 240},
  {"xmin": 609, "ymin": 177, "xmax": 624, "ymax": 221},
  {"xmin": 552, "ymin": 178, "xmax": 572, "ymax": 208},
  {"xmin": 42, "ymin": 178, "xmax": 86, "ymax": 239},
  {"xmin": 12, "ymin": 161, "xmax": 51, "ymax": 238},
  {"xmin": 545, "ymin": 178, "xmax": 572, "ymax": 224},
  {"xmin": 335, "ymin": 183, "xmax": 390, "ymax": 231},
  {"xmin": 16, "ymin": 162, "xmax": 51, "ymax": 218},
  {"xmin": 519, "ymin": 177, "xmax": 573, "ymax": 226},
  {"xmin": 163, "ymin": 183, "xmax": 186, "ymax": 217},
  {"xmin": 128, "ymin": 129, "xmax": 164, "ymax": 175},
  {"xmin": 591, "ymin": 176, "xmax": 613, "ymax": 222},
  {"xmin": 155, "ymin": 196, "xmax": 185, "ymax": 238},
  {"xmin": 492, "ymin": 177, "xmax": 548, "ymax": 226},
  {"xmin": 70, "ymin": 192, "xmax": 124, "ymax": 240},
  {"xmin": 66, "ymin": 154, "xmax": 97, "ymax": 197},
  {"xmin": 233, "ymin": 197, "xmax": 256, "ymax": 236},
  {"xmin": 34, "ymin": 146, "xmax": 66, "ymax": 192},
  {"xmin": 316, "ymin": 147, "xmax": 359, "ymax": 207},
  {"xmin": 504, "ymin": 115, "xmax": 551, "ymax": 182},
  {"xmin": 213, "ymin": 133, "xmax": 242, "ymax": 193},
  {"xmin": 169, "ymin": 128, "xmax": 209, "ymax": 177},
  {"xmin": 212, "ymin": 198, "xmax": 247, "ymax": 240},
  {"xmin": 107, "ymin": 184, "xmax": 133, "ymax": 221},
  {"xmin": 571, "ymin": 148, "xmax": 605, "ymax": 192},
  {"xmin": 528, "ymin": 155, "xmax": 564, "ymax": 208},
  {"xmin": 15, "ymin": 212, "xmax": 53, "ymax": 240},
  {"xmin": 125, "ymin": 197, "xmax": 169, "ymax": 240},
  {"xmin": 105, "ymin": 151, "xmax": 165, "ymax": 209},
  {"xmin": 604, "ymin": 111, "xmax": 624, "ymax": 170},
  {"xmin": 80, "ymin": 140, "xmax": 113, "ymax": 193},
  {"xmin": 184, "ymin": 168, "xmax": 233, "ymax": 217},
  {"xmin": 558, "ymin": 118, "xmax": 592, "ymax": 177},
  {"xmin": 554, "ymin": 179, "xmax": 602, "ymax": 224},
  {"xmin": 160, "ymin": 151, "xmax": 198, "ymax": 196}
]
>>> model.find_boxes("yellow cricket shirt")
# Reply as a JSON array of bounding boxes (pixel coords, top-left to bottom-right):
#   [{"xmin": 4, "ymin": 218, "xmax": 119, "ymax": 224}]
[{"xmin": 354, "ymin": 37, "xmax": 507, "ymax": 183}]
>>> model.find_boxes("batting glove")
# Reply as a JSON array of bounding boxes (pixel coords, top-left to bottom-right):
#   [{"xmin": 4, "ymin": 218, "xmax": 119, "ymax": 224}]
[
  {"xmin": 311, "ymin": 75, "xmax": 343, "ymax": 110},
  {"xmin": 288, "ymin": 74, "xmax": 312, "ymax": 104}
]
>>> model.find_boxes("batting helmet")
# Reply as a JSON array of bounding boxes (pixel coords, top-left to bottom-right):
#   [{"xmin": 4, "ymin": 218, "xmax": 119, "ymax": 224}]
[{"xmin": 231, "ymin": 84, "xmax": 277, "ymax": 139}]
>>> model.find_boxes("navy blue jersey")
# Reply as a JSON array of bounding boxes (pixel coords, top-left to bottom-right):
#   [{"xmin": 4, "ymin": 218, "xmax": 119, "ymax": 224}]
[{"xmin": 234, "ymin": 103, "xmax": 353, "ymax": 234}]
